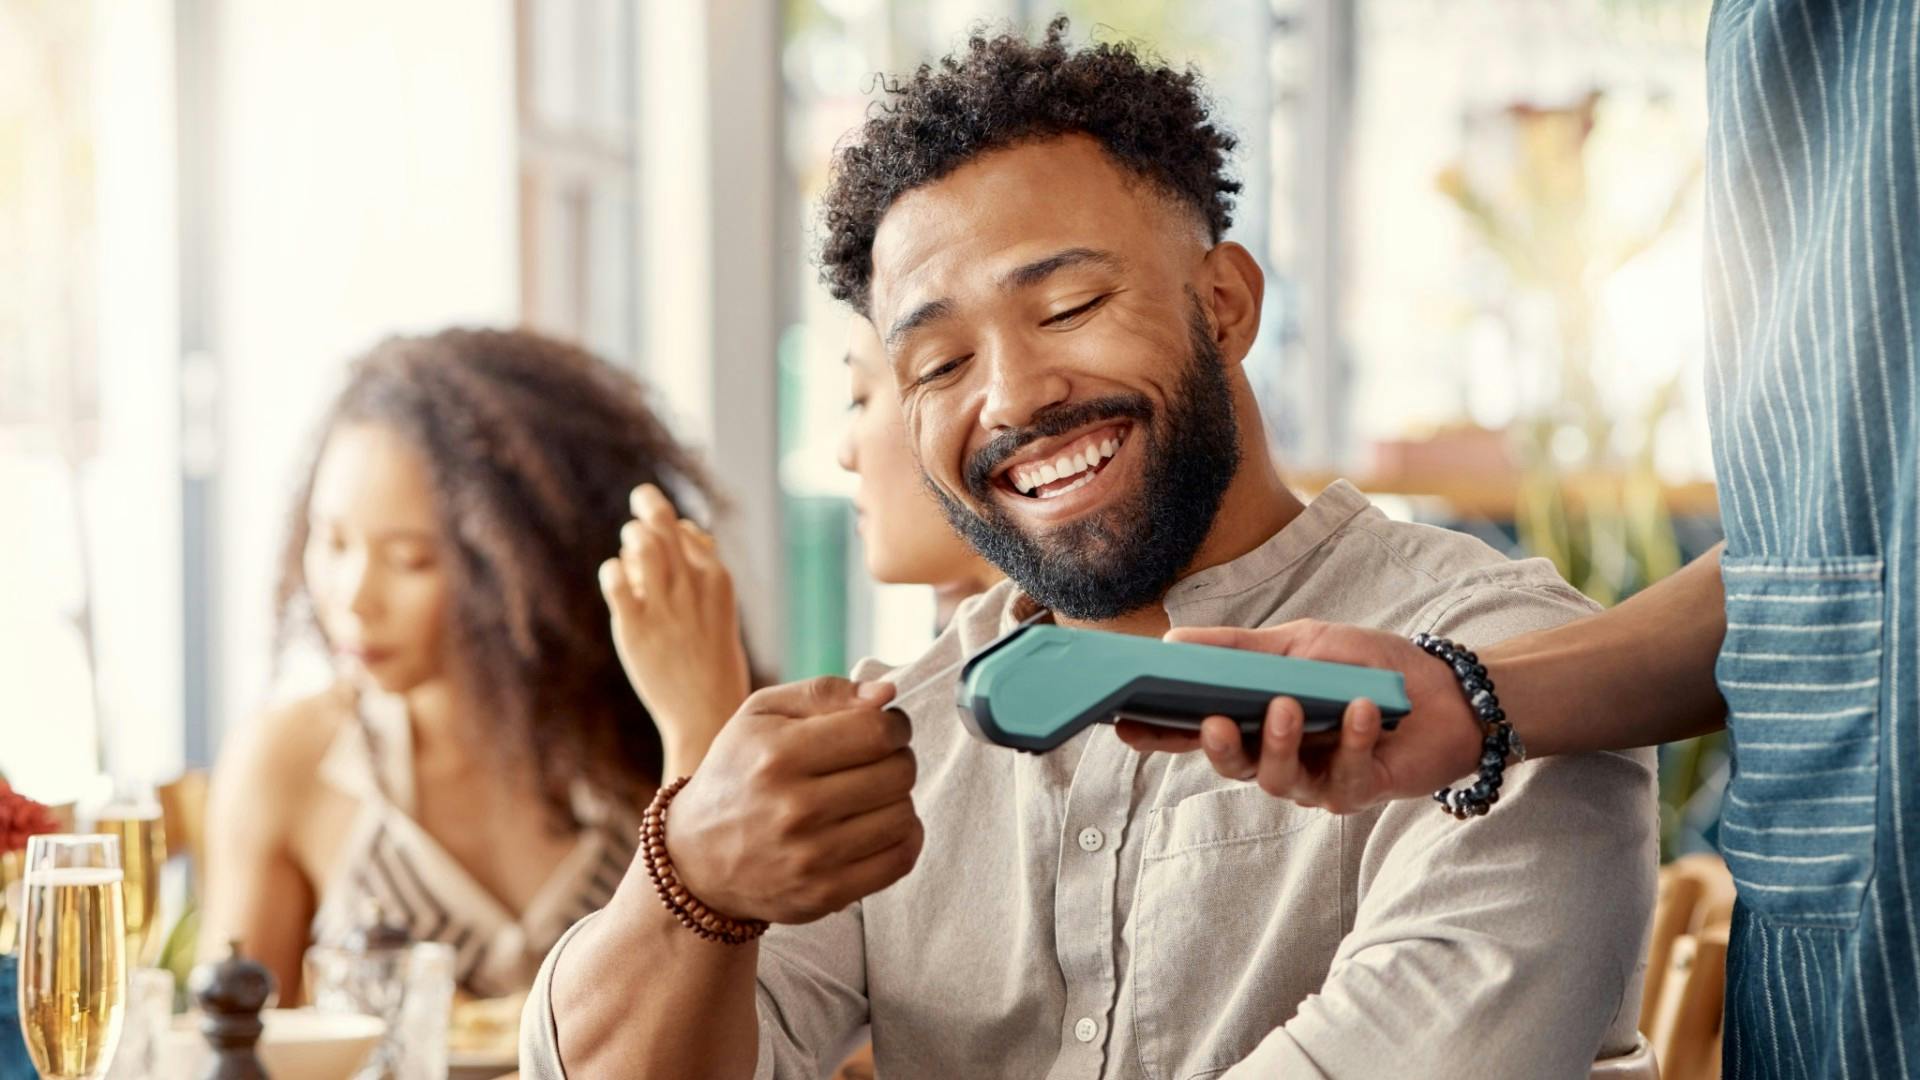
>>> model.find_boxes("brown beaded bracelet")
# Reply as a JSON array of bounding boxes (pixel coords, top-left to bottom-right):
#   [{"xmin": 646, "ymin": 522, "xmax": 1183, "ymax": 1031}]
[{"xmin": 639, "ymin": 776, "xmax": 770, "ymax": 945}]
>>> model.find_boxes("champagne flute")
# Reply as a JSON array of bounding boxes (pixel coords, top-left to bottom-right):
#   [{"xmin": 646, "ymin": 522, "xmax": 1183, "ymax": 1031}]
[
  {"xmin": 85, "ymin": 784, "xmax": 167, "ymax": 968},
  {"xmin": 17, "ymin": 834, "xmax": 128, "ymax": 1080}
]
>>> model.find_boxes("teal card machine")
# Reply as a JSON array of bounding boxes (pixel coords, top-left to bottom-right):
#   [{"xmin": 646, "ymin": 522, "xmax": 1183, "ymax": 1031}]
[{"xmin": 956, "ymin": 623, "xmax": 1411, "ymax": 753}]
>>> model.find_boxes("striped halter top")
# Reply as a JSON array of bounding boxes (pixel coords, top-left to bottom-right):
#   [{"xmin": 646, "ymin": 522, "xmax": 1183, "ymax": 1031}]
[{"xmin": 307, "ymin": 693, "xmax": 639, "ymax": 997}]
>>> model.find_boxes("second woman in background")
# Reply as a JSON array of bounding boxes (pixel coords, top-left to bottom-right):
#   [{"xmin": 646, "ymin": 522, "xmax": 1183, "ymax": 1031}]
[{"xmin": 604, "ymin": 315, "xmax": 999, "ymax": 732}]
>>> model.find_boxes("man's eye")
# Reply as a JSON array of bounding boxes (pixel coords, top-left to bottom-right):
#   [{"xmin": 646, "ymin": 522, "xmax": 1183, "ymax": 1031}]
[
  {"xmin": 915, "ymin": 355, "xmax": 969, "ymax": 386},
  {"xmin": 1043, "ymin": 294, "xmax": 1110, "ymax": 327},
  {"xmin": 847, "ymin": 396, "xmax": 867, "ymax": 413}
]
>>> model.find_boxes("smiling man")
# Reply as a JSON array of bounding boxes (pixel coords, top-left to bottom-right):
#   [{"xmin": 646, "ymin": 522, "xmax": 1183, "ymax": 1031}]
[{"xmin": 525, "ymin": 21, "xmax": 1657, "ymax": 1079}]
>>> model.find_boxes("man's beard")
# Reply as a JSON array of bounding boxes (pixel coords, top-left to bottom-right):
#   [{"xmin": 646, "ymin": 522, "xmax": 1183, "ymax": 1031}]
[{"xmin": 931, "ymin": 303, "xmax": 1241, "ymax": 620}]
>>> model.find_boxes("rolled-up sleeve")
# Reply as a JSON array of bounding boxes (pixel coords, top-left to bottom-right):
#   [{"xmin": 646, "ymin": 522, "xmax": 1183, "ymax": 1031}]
[
  {"xmin": 750, "ymin": 904, "xmax": 871, "ymax": 1078},
  {"xmin": 520, "ymin": 914, "xmax": 590, "ymax": 1080},
  {"xmin": 519, "ymin": 890, "xmax": 872, "ymax": 1079}
]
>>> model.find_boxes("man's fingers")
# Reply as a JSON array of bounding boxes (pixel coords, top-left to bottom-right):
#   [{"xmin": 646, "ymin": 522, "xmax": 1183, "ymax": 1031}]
[
  {"xmin": 1164, "ymin": 620, "xmax": 1318, "ymax": 655},
  {"xmin": 1164, "ymin": 626, "xmax": 1275, "ymax": 651},
  {"xmin": 1199, "ymin": 715, "xmax": 1258, "ymax": 781},
  {"xmin": 1327, "ymin": 698, "xmax": 1384, "ymax": 808},
  {"xmin": 792, "ymin": 706, "xmax": 913, "ymax": 774},
  {"xmin": 828, "ymin": 815, "xmax": 925, "ymax": 906},
  {"xmin": 1114, "ymin": 721, "xmax": 1204, "ymax": 754},
  {"xmin": 1252, "ymin": 698, "xmax": 1307, "ymax": 798},
  {"xmin": 817, "ymin": 797, "xmax": 921, "ymax": 867},
  {"xmin": 747, "ymin": 676, "xmax": 892, "ymax": 718},
  {"xmin": 811, "ymin": 747, "xmax": 917, "ymax": 818}
]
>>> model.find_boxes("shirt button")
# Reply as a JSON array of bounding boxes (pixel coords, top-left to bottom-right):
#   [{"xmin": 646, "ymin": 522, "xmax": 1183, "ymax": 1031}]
[
  {"xmin": 1074, "ymin": 1017, "xmax": 1098, "ymax": 1043},
  {"xmin": 1077, "ymin": 826, "xmax": 1105, "ymax": 852}
]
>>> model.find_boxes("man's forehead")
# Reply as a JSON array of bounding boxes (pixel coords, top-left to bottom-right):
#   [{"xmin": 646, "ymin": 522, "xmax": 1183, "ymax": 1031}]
[{"xmin": 868, "ymin": 136, "xmax": 1190, "ymax": 335}]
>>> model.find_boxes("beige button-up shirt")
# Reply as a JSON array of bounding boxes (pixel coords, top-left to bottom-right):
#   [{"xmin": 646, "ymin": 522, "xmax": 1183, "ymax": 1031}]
[{"xmin": 524, "ymin": 482, "xmax": 1658, "ymax": 1079}]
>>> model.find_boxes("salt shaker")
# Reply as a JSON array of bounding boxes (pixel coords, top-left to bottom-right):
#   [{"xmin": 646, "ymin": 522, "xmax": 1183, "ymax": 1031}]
[{"xmin": 189, "ymin": 941, "xmax": 276, "ymax": 1080}]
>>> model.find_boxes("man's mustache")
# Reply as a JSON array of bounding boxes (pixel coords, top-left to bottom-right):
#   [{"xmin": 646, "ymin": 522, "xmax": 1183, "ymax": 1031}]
[{"xmin": 962, "ymin": 395, "xmax": 1153, "ymax": 499}]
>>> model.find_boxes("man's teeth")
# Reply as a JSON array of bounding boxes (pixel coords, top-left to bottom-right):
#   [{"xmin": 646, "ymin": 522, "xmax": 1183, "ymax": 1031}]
[
  {"xmin": 1011, "ymin": 434, "xmax": 1123, "ymax": 495},
  {"xmin": 1043, "ymin": 471, "xmax": 1097, "ymax": 499}
]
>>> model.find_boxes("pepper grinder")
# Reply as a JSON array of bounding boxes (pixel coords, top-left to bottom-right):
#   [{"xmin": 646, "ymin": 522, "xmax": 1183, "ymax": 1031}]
[{"xmin": 189, "ymin": 941, "xmax": 276, "ymax": 1080}]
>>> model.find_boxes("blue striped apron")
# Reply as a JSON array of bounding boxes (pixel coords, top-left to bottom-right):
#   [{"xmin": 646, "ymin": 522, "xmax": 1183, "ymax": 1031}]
[{"xmin": 1706, "ymin": 0, "xmax": 1920, "ymax": 1075}]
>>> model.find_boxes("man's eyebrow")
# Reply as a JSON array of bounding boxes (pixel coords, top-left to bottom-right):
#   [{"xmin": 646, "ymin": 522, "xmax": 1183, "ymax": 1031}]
[
  {"xmin": 883, "ymin": 248, "xmax": 1122, "ymax": 352},
  {"xmin": 885, "ymin": 297, "xmax": 957, "ymax": 352},
  {"xmin": 1000, "ymin": 247, "xmax": 1123, "ymax": 291}
]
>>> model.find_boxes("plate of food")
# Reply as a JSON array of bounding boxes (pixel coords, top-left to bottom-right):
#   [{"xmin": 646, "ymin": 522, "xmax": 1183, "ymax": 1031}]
[
  {"xmin": 447, "ymin": 992, "xmax": 525, "ymax": 1079},
  {"xmin": 165, "ymin": 1009, "xmax": 385, "ymax": 1080}
]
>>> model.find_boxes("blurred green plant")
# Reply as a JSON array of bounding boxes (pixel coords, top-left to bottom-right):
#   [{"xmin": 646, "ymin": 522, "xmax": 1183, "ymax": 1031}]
[
  {"xmin": 1438, "ymin": 90, "xmax": 1724, "ymax": 859},
  {"xmin": 155, "ymin": 899, "xmax": 200, "ymax": 1010},
  {"xmin": 1437, "ymin": 91, "xmax": 1698, "ymax": 605}
]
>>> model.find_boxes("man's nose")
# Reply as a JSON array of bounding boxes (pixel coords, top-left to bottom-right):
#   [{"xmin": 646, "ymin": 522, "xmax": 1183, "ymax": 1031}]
[{"xmin": 977, "ymin": 338, "xmax": 1071, "ymax": 433}]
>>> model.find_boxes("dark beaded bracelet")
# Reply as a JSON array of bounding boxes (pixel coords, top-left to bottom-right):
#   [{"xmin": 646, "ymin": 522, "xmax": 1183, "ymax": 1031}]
[{"xmin": 1411, "ymin": 632, "xmax": 1526, "ymax": 820}]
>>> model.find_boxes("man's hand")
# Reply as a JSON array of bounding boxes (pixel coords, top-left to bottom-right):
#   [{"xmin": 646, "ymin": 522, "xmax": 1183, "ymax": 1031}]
[
  {"xmin": 664, "ymin": 677, "xmax": 924, "ymax": 925},
  {"xmin": 599, "ymin": 483, "xmax": 753, "ymax": 775},
  {"xmin": 1114, "ymin": 621, "xmax": 1482, "ymax": 813}
]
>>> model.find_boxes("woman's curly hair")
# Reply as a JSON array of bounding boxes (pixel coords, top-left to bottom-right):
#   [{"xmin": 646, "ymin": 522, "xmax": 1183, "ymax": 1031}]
[
  {"xmin": 275, "ymin": 328, "xmax": 718, "ymax": 829},
  {"xmin": 818, "ymin": 16, "xmax": 1240, "ymax": 314}
]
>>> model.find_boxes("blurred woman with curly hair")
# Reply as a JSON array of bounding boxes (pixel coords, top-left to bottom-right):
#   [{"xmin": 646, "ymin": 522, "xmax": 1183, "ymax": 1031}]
[{"xmin": 202, "ymin": 327, "xmax": 750, "ymax": 1000}]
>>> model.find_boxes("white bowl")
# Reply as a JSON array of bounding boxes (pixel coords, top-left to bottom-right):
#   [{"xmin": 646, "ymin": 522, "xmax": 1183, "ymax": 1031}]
[{"xmin": 164, "ymin": 1008, "xmax": 385, "ymax": 1080}]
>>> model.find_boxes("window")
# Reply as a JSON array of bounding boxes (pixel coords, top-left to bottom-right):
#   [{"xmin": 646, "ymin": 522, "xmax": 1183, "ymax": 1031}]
[
  {"xmin": 516, "ymin": 0, "xmax": 640, "ymax": 365},
  {"xmin": 0, "ymin": 0, "xmax": 183, "ymax": 800}
]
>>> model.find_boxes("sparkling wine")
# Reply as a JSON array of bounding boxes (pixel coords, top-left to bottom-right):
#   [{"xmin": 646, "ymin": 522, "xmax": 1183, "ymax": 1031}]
[
  {"xmin": 18, "ymin": 867, "xmax": 127, "ymax": 1080},
  {"xmin": 90, "ymin": 809, "xmax": 166, "ymax": 967}
]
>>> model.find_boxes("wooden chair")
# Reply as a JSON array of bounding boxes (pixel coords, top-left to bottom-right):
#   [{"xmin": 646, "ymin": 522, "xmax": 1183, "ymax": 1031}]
[
  {"xmin": 832, "ymin": 1040, "xmax": 875, "ymax": 1079},
  {"xmin": 1590, "ymin": 1033, "xmax": 1659, "ymax": 1079},
  {"xmin": 1645, "ymin": 928, "xmax": 1727, "ymax": 1080},
  {"xmin": 1630, "ymin": 854, "xmax": 1735, "ymax": 1080},
  {"xmin": 1640, "ymin": 867, "xmax": 1705, "ymax": 1034},
  {"xmin": 157, "ymin": 768, "xmax": 211, "ymax": 891}
]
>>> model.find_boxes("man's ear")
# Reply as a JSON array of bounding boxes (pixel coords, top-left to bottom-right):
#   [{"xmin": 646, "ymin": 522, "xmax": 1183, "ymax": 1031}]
[{"xmin": 1199, "ymin": 241, "xmax": 1265, "ymax": 368}]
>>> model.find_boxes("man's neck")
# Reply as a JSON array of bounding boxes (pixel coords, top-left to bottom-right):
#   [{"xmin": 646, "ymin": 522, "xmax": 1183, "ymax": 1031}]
[
  {"xmin": 933, "ymin": 575, "xmax": 998, "ymax": 633},
  {"xmin": 1058, "ymin": 446, "xmax": 1304, "ymax": 638}
]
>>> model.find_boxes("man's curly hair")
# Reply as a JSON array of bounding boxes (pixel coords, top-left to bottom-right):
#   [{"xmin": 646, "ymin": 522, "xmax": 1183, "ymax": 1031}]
[{"xmin": 818, "ymin": 16, "xmax": 1240, "ymax": 314}]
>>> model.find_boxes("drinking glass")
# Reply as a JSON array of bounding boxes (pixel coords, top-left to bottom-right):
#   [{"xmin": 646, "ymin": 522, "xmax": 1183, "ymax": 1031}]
[
  {"xmin": 17, "ymin": 834, "xmax": 128, "ymax": 1080},
  {"xmin": 306, "ymin": 940, "xmax": 454, "ymax": 1080},
  {"xmin": 83, "ymin": 781, "xmax": 168, "ymax": 969},
  {"xmin": 103, "ymin": 966, "xmax": 173, "ymax": 1080}
]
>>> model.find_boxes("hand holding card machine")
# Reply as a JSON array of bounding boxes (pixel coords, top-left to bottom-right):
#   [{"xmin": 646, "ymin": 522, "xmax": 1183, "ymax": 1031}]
[{"xmin": 956, "ymin": 623, "xmax": 1411, "ymax": 753}]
